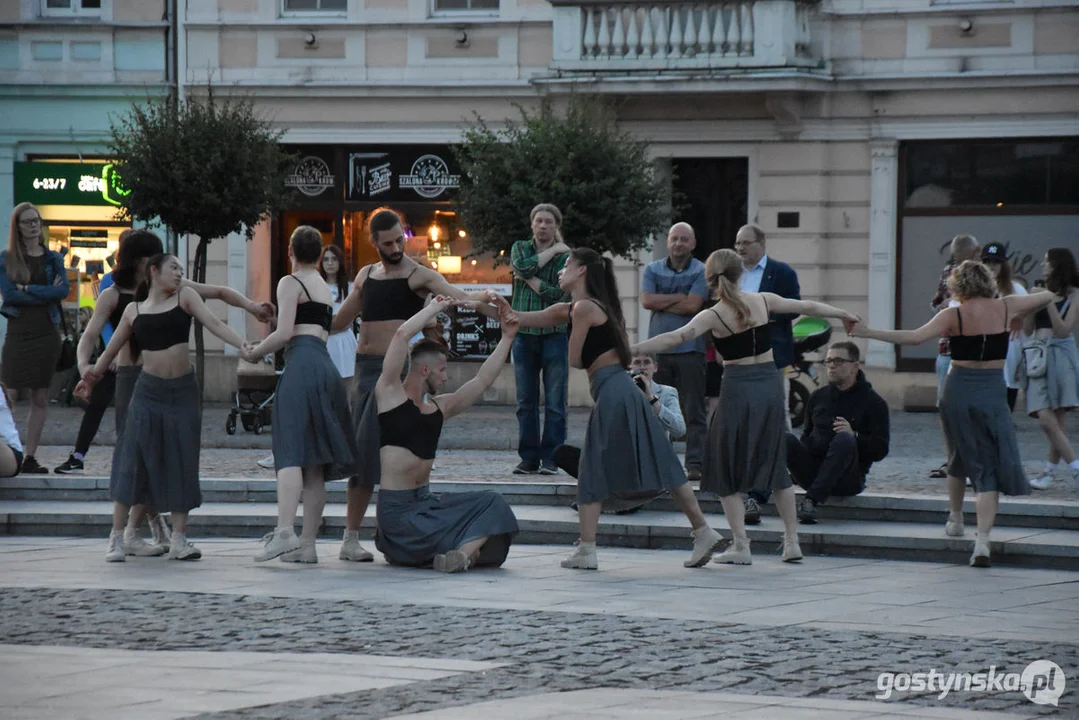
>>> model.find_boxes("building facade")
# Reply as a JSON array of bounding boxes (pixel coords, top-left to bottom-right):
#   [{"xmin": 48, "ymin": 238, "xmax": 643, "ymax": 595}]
[{"xmin": 5, "ymin": 0, "xmax": 1078, "ymax": 404}]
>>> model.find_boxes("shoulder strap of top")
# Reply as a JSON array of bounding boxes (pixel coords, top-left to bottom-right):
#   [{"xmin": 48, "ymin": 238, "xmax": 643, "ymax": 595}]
[
  {"xmin": 710, "ymin": 306, "xmax": 736, "ymax": 335},
  {"xmin": 955, "ymin": 305, "xmax": 963, "ymax": 334},
  {"xmin": 1002, "ymin": 298, "xmax": 1009, "ymax": 332},
  {"xmin": 406, "ymin": 265, "xmax": 420, "ymax": 279},
  {"xmin": 291, "ymin": 275, "xmax": 313, "ymax": 301},
  {"xmin": 761, "ymin": 293, "xmax": 769, "ymax": 315}
]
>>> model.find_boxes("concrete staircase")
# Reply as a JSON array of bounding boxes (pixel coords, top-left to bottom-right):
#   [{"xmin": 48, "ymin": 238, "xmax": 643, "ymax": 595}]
[{"xmin": 2, "ymin": 476, "xmax": 1078, "ymax": 569}]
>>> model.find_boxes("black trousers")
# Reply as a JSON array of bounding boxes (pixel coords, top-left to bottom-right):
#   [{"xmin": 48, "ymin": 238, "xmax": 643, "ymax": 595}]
[
  {"xmin": 74, "ymin": 370, "xmax": 116, "ymax": 456},
  {"xmin": 653, "ymin": 352, "xmax": 707, "ymax": 471},
  {"xmin": 786, "ymin": 432, "xmax": 865, "ymax": 504}
]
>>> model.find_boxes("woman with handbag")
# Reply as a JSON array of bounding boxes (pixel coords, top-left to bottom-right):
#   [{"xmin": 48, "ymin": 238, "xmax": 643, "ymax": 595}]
[
  {"xmin": 1026, "ymin": 248, "xmax": 1079, "ymax": 490},
  {"xmin": 0, "ymin": 203, "xmax": 70, "ymax": 474}
]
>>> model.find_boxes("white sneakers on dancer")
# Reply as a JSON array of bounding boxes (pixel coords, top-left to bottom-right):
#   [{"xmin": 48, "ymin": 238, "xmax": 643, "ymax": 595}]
[
  {"xmin": 433, "ymin": 549, "xmax": 470, "ymax": 573},
  {"xmin": 945, "ymin": 511, "xmax": 965, "ymax": 537},
  {"xmin": 169, "ymin": 534, "xmax": 202, "ymax": 561},
  {"xmin": 685, "ymin": 526, "xmax": 723, "ymax": 568},
  {"xmin": 255, "ymin": 528, "xmax": 303, "ymax": 562},
  {"xmin": 257, "ymin": 453, "xmax": 275, "ymax": 470},
  {"xmin": 124, "ymin": 528, "xmax": 166, "ymax": 557},
  {"xmin": 105, "ymin": 530, "xmax": 125, "ymax": 562},
  {"xmin": 970, "ymin": 534, "xmax": 991, "ymax": 568},
  {"xmin": 561, "ymin": 541, "xmax": 598, "ymax": 570},
  {"xmin": 781, "ymin": 533, "xmax": 803, "ymax": 563},
  {"xmin": 281, "ymin": 542, "xmax": 318, "ymax": 564},
  {"xmin": 339, "ymin": 530, "xmax": 374, "ymax": 562},
  {"xmin": 1030, "ymin": 461, "xmax": 1079, "ymax": 490},
  {"xmin": 150, "ymin": 515, "xmax": 172, "ymax": 552},
  {"xmin": 713, "ymin": 537, "xmax": 752, "ymax": 565}
]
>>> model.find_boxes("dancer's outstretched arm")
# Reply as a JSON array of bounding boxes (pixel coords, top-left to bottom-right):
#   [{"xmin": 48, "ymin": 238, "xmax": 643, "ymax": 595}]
[
  {"xmin": 761, "ymin": 294, "xmax": 860, "ymax": 325},
  {"xmin": 851, "ymin": 309, "xmax": 955, "ymax": 346},
  {"xmin": 631, "ymin": 307, "xmax": 719, "ymax": 356}
]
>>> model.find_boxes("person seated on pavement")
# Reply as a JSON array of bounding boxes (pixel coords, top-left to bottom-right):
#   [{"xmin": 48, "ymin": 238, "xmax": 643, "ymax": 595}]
[
  {"xmin": 373, "ymin": 295, "xmax": 520, "ymax": 573},
  {"xmin": 554, "ymin": 352, "xmax": 686, "ymax": 514},
  {"xmin": 787, "ymin": 341, "xmax": 890, "ymax": 524}
]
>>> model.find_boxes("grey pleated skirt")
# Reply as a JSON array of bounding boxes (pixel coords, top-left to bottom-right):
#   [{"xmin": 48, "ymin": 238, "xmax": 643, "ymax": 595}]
[
  {"xmin": 110, "ymin": 370, "xmax": 202, "ymax": 513},
  {"xmin": 577, "ymin": 364, "xmax": 687, "ymax": 504},
  {"xmin": 702, "ymin": 362, "xmax": 793, "ymax": 497},
  {"xmin": 272, "ymin": 335, "xmax": 357, "ymax": 480},
  {"xmin": 108, "ymin": 365, "xmax": 144, "ymax": 503},
  {"xmin": 374, "ymin": 486, "xmax": 519, "ymax": 568},
  {"xmin": 941, "ymin": 365, "xmax": 1029, "ymax": 495},
  {"xmin": 348, "ymin": 354, "xmax": 383, "ymax": 488},
  {"xmin": 113, "ymin": 365, "xmax": 142, "ymax": 436}
]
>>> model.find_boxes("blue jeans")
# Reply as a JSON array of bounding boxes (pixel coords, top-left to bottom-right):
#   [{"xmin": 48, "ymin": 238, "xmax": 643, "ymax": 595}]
[{"xmin": 512, "ymin": 332, "xmax": 569, "ymax": 466}]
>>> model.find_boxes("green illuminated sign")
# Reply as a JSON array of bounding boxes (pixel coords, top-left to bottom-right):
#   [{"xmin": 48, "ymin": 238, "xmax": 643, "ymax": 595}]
[{"xmin": 14, "ymin": 161, "xmax": 129, "ymax": 207}]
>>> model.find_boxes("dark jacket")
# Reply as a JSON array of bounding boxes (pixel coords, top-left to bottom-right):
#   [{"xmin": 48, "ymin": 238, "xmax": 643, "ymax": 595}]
[
  {"xmin": 801, "ymin": 370, "xmax": 890, "ymax": 478},
  {"xmin": 758, "ymin": 257, "xmax": 800, "ymax": 368},
  {"xmin": 0, "ymin": 248, "xmax": 68, "ymax": 325}
]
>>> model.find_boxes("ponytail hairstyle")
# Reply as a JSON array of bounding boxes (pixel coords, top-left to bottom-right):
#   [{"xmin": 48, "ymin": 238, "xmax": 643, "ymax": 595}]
[
  {"xmin": 570, "ymin": 247, "xmax": 631, "ymax": 368},
  {"xmin": 135, "ymin": 253, "xmax": 173, "ymax": 302},
  {"xmin": 704, "ymin": 249, "xmax": 752, "ymax": 329}
]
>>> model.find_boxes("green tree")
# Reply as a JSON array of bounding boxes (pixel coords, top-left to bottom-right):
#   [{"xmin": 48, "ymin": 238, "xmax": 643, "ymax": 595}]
[
  {"xmin": 454, "ymin": 94, "xmax": 668, "ymax": 261},
  {"xmin": 108, "ymin": 86, "xmax": 294, "ymax": 394}
]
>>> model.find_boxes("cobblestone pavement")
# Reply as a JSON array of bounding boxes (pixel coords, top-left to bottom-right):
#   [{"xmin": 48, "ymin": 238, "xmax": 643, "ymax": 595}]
[{"xmin": 1, "ymin": 540, "xmax": 1077, "ymax": 719}]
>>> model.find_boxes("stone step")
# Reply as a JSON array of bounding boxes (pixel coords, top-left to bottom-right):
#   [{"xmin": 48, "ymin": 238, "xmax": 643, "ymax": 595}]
[
  {"xmin": 3, "ymin": 475, "xmax": 1078, "ymax": 531},
  {"xmin": 1, "ymin": 500, "xmax": 1077, "ymax": 570}
]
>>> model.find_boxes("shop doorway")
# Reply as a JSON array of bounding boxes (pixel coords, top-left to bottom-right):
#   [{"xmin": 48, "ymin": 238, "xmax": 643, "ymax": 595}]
[{"xmin": 671, "ymin": 157, "xmax": 749, "ymax": 260}]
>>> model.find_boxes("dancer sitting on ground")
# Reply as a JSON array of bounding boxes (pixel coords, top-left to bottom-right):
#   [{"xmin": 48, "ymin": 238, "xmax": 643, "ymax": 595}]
[
  {"xmin": 0, "ymin": 384, "xmax": 24, "ymax": 478},
  {"xmin": 491, "ymin": 248, "xmax": 724, "ymax": 571},
  {"xmin": 373, "ymin": 296, "xmax": 519, "ymax": 573},
  {"xmin": 632, "ymin": 249, "xmax": 860, "ymax": 566},
  {"xmin": 850, "ymin": 260, "xmax": 1057, "ymax": 567},
  {"xmin": 80, "ymin": 254, "xmax": 250, "ymax": 562},
  {"xmin": 553, "ymin": 351, "xmax": 685, "ymax": 515},
  {"xmin": 247, "ymin": 227, "xmax": 358, "ymax": 564},
  {"xmin": 786, "ymin": 341, "xmax": 890, "ymax": 525}
]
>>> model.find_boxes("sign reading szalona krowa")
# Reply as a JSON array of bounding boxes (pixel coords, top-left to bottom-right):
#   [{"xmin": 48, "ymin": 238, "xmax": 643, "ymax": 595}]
[{"xmin": 14, "ymin": 161, "xmax": 130, "ymax": 207}]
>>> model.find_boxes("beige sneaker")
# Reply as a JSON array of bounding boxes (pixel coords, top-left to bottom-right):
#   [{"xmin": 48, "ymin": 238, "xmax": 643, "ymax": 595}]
[
  {"xmin": 685, "ymin": 526, "xmax": 723, "ymax": 568},
  {"xmin": 105, "ymin": 530, "xmax": 126, "ymax": 563},
  {"xmin": 339, "ymin": 530, "xmax": 374, "ymax": 562},
  {"xmin": 782, "ymin": 533, "xmax": 803, "ymax": 563},
  {"xmin": 945, "ymin": 511, "xmax": 965, "ymax": 537},
  {"xmin": 255, "ymin": 528, "xmax": 303, "ymax": 562},
  {"xmin": 970, "ymin": 540, "xmax": 991, "ymax": 568},
  {"xmin": 561, "ymin": 542, "xmax": 598, "ymax": 570},
  {"xmin": 149, "ymin": 515, "xmax": 171, "ymax": 552},
  {"xmin": 433, "ymin": 549, "xmax": 470, "ymax": 574},
  {"xmin": 714, "ymin": 537, "xmax": 752, "ymax": 565},
  {"xmin": 280, "ymin": 542, "xmax": 318, "ymax": 564},
  {"xmin": 168, "ymin": 534, "xmax": 202, "ymax": 561},
  {"xmin": 124, "ymin": 529, "xmax": 166, "ymax": 557}
]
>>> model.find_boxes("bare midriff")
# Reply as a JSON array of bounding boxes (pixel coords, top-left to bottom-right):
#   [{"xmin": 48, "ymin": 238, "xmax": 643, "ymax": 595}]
[{"xmin": 379, "ymin": 445, "xmax": 435, "ymax": 491}]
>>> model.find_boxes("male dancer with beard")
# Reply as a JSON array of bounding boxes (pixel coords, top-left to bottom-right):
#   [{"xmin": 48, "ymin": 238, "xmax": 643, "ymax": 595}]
[{"xmin": 330, "ymin": 208, "xmax": 499, "ymax": 562}]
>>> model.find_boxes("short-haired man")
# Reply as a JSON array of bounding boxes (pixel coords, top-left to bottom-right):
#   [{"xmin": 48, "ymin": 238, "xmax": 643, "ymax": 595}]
[
  {"xmin": 373, "ymin": 297, "xmax": 520, "ymax": 572},
  {"xmin": 331, "ymin": 208, "xmax": 499, "ymax": 563},
  {"xmin": 928, "ymin": 233, "xmax": 979, "ymax": 479},
  {"xmin": 509, "ymin": 203, "xmax": 571, "ymax": 475},
  {"xmin": 641, "ymin": 222, "xmax": 709, "ymax": 480},
  {"xmin": 786, "ymin": 342, "xmax": 890, "ymax": 524},
  {"xmin": 553, "ymin": 352, "xmax": 686, "ymax": 514},
  {"xmin": 735, "ymin": 223, "xmax": 801, "ymax": 524}
]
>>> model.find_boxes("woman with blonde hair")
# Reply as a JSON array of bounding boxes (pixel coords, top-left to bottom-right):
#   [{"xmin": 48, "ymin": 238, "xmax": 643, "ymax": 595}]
[
  {"xmin": 634, "ymin": 249, "xmax": 859, "ymax": 566},
  {"xmin": 0, "ymin": 203, "xmax": 69, "ymax": 474},
  {"xmin": 851, "ymin": 260, "xmax": 1057, "ymax": 567}
]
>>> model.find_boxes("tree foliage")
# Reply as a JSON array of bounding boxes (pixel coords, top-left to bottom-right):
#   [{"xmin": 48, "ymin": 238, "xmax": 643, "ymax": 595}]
[{"xmin": 454, "ymin": 95, "xmax": 667, "ymax": 261}]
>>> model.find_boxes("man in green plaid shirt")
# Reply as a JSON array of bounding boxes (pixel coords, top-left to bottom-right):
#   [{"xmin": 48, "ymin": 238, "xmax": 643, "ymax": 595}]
[{"xmin": 509, "ymin": 203, "xmax": 571, "ymax": 475}]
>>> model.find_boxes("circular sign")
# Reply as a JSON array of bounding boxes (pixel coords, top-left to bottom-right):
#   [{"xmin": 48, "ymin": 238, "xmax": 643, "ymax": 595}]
[
  {"xmin": 401, "ymin": 154, "xmax": 460, "ymax": 199},
  {"xmin": 287, "ymin": 156, "xmax": 335, "ymax": 197}
]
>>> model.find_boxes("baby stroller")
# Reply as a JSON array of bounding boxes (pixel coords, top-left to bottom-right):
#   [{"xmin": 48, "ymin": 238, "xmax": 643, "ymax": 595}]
[
  {"xmin": 788, "ymin": 317, "xmax": 833, "ymax": 428},
  {"xmin": 226, "ymin": 355, "xmax": 281, "ymax": 435}
]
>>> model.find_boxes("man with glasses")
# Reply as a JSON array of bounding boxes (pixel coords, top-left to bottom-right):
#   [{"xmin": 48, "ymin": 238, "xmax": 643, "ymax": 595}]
[{"xmin": 786, "ymin": 342, "xmax": 890, "ymax": 524}]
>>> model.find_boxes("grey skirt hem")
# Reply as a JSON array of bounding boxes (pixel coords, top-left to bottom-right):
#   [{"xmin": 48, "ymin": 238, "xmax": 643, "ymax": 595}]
[
  {"xmin": 577, "ymin": 365, "xmax": 687, "ymax": 504},
  {"xmin": 272, "ymin": 336, "xmax": 357, "ymax": 481},
  {"xmin": 349, "ymin": 354, "xmax": 384, "ymax": 488},
  {"xmin": 942, "ymin": 365, "xmax": 1029, "ymax": 496},
  {"xmin": 702, "ymin": 362, "xmax": 793, "ymax": 497},
  {"xmin": 374, "ymin": 485, "xmax": 519, "ymax": 567}
]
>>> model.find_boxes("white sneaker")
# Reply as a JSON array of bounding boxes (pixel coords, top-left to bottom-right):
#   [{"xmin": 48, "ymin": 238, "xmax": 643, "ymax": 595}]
[
  {"xmin": 970, "ymin": 540, "xmax": 991, "ymax": 568},
  {"xmin": 150, "ymin": 515, "xmax": 171, "ymax": 552},
  {"xmin": 945, "ymin": 511, "xmax": 965, "ymax": 537},
  {"xmin": 124, "ymin": 529, "xmax": 166, "ymax": 557},
  {"xmin": 339, "ymin": 530, "xmax": 374, "ymax": 562},
  {"xmin": 714, "ymin": 537, "xmax": 752, "ymax": 565},
  {"xmin": 255, "ymin": 528, "xmax": 303, "ymax": 562},
  {"xmin": 256, "ymin": 453, "xmax": 275, "ymax": 470},
  {"xmin": 782, "ymin": 533, "xmax": 803, "ymax": 563},
  {"xmin": 1030, "ymin": 472, "xmax": 1054, "ymax": 491},
  {"xmin": 433, "ymin": 549, "xmax": 470, "ymax": 573},
  {"xmin": 280, "ymin": 542, "xmax": 318, "ymax": 564},
  {"xmin": 561, "ymin": 542, "xmax": 598, "ymax": 570},
  {"xmin": 105, "ymin": 530, "xmax": 126, "ymax": 563},
  {"xmin": 168, "ymin": 534, "xmax": 202, "ymax": 561},
  {"xmin": 685, "ymin": 526, "xmax": 723, "ymax": 568}
]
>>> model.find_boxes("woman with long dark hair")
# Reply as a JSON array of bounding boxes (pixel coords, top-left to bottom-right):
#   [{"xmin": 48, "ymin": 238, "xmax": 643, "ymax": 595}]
[
  {"xmin": 80, "ymin": 254, "xmax": 249, "ymax": 561},
  {"xmin": 493, "ymin": 247, "xmax": 723, "ymax": 570},
  {"xmin": 245, "ymin": 227, "xmax": 357, "ymax": 563},
  {"xmin": 1025, "ymin": 248, "xmax": 1079, "ymax": 490},
  {"xmin": 319, "ymin": 244, "xmax": 358, "ymax": 380},
  {"xmin": 851, "ymin": 261, "xmax": 1056, "ymax": 566},
  {"xmin": 635, "ymin": 249, "xmax": 859, "ymax": 565},
  {"xmin": 0, "ymin": 202, "xmax": 69, "ymax": 474}
]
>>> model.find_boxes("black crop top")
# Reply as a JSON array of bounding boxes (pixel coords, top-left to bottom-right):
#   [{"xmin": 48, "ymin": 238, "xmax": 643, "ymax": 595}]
[
  {"xmin": 361, "ymin": 267, "xmax": 426, "ymax": 322},
  {"xmin": 378, "ymin": 398, "xmax": 443, "ymax": 460},
  {"xmin": 949, "ymin": 306, "xmax": 1009, "ymax": 361},
  {"xmin": 290, "ymin": 276, "xmax": 332, "ymax": 331},
  {"xmin": 568, "ymin": 299, "xmax": 621, "ymax": 368},
  {"xmin": 132, "ymin": 301, "xmax": 192, "ymax": 353},
  {"xmin": 710, "ymin": 299, "xmax": 772, "ymax": 361},
  {"xmin": 1033, "ymin": 297, "xmax": 1070, "ymax": 330},
  {"xmin": 108, "ymin": 289, "xmax": 135, "ymax": 332}
]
